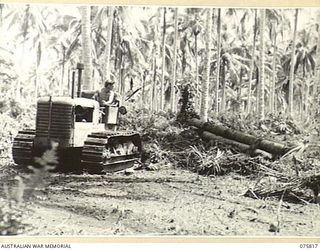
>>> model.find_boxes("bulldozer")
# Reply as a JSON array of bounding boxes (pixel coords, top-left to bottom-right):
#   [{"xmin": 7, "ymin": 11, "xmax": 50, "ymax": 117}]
[{"xmin": 12, "ymin": 63, "xmax": 142, "ymax": 173}]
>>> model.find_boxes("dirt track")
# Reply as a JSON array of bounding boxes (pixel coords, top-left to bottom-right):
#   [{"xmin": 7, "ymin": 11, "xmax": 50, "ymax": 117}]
[{"xmin": 2, "ymin": 165, "xmax": 318, "ymax": 236}]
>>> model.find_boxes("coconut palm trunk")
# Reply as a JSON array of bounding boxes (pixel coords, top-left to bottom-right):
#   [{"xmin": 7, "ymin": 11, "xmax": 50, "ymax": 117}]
[
  {"xmin": 220, "ymin": 59, "xmax": 226, "ymax": 112},
  {"xmin": 60, "ymin": 44, "xmax": 66, "ymax": 96},
  {"xmin": 152, "ymin": 56, "xmax": 157, "ymax": 112},
  {"xmin": 195, "ymin": 29, "xmax": 200, "ymax": 109},
  {"xmin": 141, "ymin": 70, "xmax": 147, "ymax": 110},
  {"xmin": 258, "ymin": 9, "xmax": 266, "ymax": 120},
  {"xmin": 151, "ymin": 10, "xmax": 161, "ymax": 112},
  {"xmin": 188, "ymin": 118, "xmax": 295, "ymax": 156},
  {"xmin": 247, "ymin": 9, "xmax": 257, "ymax": 115},
  {"xmin": 104, "ymin": 6, "xmax": 114, "ymax": 81},
  {"xmin": 270, "ymin": 22, "xmax": 277, "ymax": 114},
  {"xmin": 35, "ymin": 66, "xmax": 39, "ymax": 100},
  {"xmin": 160, "ymin": 7, "xmax": 166, "ymax": 111},
  {"xmin": 238, "ymin": 67, "xmax": 243, "ymax": 112},
  {"xmin": 288, "ymin": 9, "xmax": 299, "ymax": 117},
  {"xmin": 193, "ymin": 13, "xmax": 201, "ymax": 110},
  {"xmin": 119, "ymin": 68, "xmax": 124, "ymax": 98},
  {"xmin": 215, "ymin": 8, "xmax": 221, "ymax": 114},
  {"xmin": 170, "ymin": 8, "xmax": 178, "ymax": 113},
  {"xmin": 305, "ymin": 75, "xmax": 310, "ymax": 116},
  {"xmin": 80, "ymin": 5, "xmax": 93, "ymax": 91},
  {"xmin": 200, "ymin": 8, "xmax": 213, "ymax": 121},
  {"xmin": 275, "ymin": 91, "xmax": 278, "ymax": 112}
]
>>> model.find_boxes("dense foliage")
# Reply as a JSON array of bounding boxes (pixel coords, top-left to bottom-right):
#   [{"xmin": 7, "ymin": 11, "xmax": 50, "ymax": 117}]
[{"xmin": 0, "ymin": 5, "xmax": 319, "ymax": 122}]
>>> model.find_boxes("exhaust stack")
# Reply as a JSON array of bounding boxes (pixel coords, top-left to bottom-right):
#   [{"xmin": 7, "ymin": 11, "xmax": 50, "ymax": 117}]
[
  {"xmin": 76, "ymin": 63, "xmax": 84, "ymax": 98},
  {"xmin": 71, "ymin": 71, "xmax": 76, "ymax": 99}
]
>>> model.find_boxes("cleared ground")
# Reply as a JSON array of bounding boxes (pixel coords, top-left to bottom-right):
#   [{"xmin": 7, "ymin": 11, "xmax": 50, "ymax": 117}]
[{"xmin": 1, "ymin": 164, "xmax": 318, "ymax": 236}]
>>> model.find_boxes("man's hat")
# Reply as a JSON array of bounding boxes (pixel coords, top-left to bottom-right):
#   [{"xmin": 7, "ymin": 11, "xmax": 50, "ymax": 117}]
[
  {"xmin": 105, "ymin": 80, "xmax": 115, "ymax": 86},
  {"xmin": 104, "ymin": 75, "xmax": 115, "ymax": 86}
]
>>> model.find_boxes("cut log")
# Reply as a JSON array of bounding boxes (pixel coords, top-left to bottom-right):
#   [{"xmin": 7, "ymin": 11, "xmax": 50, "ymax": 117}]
[
  {"xmin": 188, "ymin": 118, "xmax": 296, "ymax": 156},
  {"xmin": 201, "ymin": 131, "xmax": 272, "ymax": 158}
]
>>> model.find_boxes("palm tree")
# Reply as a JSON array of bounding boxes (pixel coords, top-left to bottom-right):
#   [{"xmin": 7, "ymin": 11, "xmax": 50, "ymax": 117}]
[
  {"xmin": 288, "ymin": 9, "xmax": 299, "ymax": 117},
  {"xmin": 282, "ymin": 30, "xmax": 316, "ymax": 116},
  {"xmin": 270, "ymin": 20, "xmax": 277, "ymax": 114},
  {"xmin": 170, "ymin": 7, "xmax": 178, "ymax": 113},
  {"xmin": 215, "ymin": 8, "xmax": 221, "ymax": 114},
  {"xmin": 267, "ymin": 10, "xmax": 282, "ymax": 113},
  {"xmin": 141, "ymin": 69, "xmax": 148, "ymax": 109},
  {"xmin": 258, "ymin": 8, "xmax": 266, "ymax": 120},
  {"xmin": 5, "ymin": 4, "xmax": 51, "ymax": 101},
  {"xmin": 151, "ymin": 9, "xmax": 161, "ymax": 112},
  {"xmin": 104, "ymin": 6, "xmax": 114, "ymax": 81},
  {"xmin": 200, "ymin": 8, "xmax": 212, "ymax": 121},
  {"xmin": 80, "ymin": 5, "xmax": 93, "ymax": 91},
  {"xmin": 247, "ymin": 9, "xmax": 257, "ymax": 114},
  {"xmin": 192, "ymin": 12, "xmax": 201, "ymax": 110},
  {"xmin": 160, "ymin": 7, "xmax": 167, "ymax": 111},
  {"xmin": 110, "ymin": 7, "xmax": 152, "ymax": 103},
  {"xmin": 296, "ymin": 38, "xmax": 316, "ymax": 115}
]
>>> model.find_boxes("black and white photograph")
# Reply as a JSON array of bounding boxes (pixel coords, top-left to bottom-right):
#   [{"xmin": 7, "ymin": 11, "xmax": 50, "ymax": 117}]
[{"xmin": 0, "ymin": 3, "xmax": 319, "ymax": 238}]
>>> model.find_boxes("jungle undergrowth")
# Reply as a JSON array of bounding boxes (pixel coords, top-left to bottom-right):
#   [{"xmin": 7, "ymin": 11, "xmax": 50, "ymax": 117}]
[{"xmin": 0, "ymin": 143, "xmax": 58, "ymax": 235}]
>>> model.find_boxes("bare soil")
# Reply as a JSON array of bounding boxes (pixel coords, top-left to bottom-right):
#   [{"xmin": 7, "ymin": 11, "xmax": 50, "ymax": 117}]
[{"xmin": 1, "ymin": 163, "xmax": 319, "ymax": 236}]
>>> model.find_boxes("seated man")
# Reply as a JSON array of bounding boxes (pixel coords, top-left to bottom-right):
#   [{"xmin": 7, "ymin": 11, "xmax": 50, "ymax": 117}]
[
  {"xmin": 94, "ymin": 79, "xmax": 119, "ymax": 130},
  {"xmin": 95, "ymin": 79, "xmax": 117, "ymax": 107}
]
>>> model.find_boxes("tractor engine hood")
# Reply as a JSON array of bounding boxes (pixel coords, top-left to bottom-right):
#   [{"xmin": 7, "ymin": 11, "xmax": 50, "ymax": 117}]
[{"xmin": 37, "ymin": 96, "xmax": 99, "ymax": 109}]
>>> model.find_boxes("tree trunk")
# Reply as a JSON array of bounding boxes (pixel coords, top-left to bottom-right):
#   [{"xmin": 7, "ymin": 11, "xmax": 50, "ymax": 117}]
[
  {"xmin": 200, "ymin": 8, "xmax": 213, "ymax": 121},
  {"xmin": 255, "ymin": 68, "xmax": 259, "ymax": 113},
  {"xmin": 270, "ymin": 22, "xmax": 277, "ymax": 114},
  {"xmin": 170, "ymin": 8, "xmax": 178, "ymax": 113},
  {"xmin": 60, "ymin": 44, "xmax": 66, "ymax": 96},
  {"xmin": 67, "ymin": 65, "xmax": 71, "ymax": 96},
  {"xmin": 152, "ymin": 10, "xmax": 161, "ymax": 112},
  {"xmin": 35, "ymin": 41, "xmax": 42, "ymax": 100},
  {"xmin": 35, "ymin": 66, "xmax": 39, "ymax": 100},
  {"xmin": 288, "ymin": 9, "xmax": 299, "ymax": 117},
  {"xmin": 141, "ymin": 70, "xmax": 147, "ymax": 110},
  {"xmin": 238, "ymin": 67, "xmax": 243, "ymax": 112},
  {"xmin": 80, "ymin": 6, "xmax": 93, "ymax": 91},
  {"xmin": 188, "ymin": 118, "xmax": 296, "ymax": 156},
  {"xmin": 300, "ymin": 91, "xmax": 303, "ymax": 119},
  {"xmin": 201, "ymin": 131, "xmax": 272, "ymax": 158},
  {"xmin": 195, "ymin": 33, "xmax": 200, "ymax": 110},
  {"xmin": 181, "ymin": 34, "xmax": 187, "ymax": 75},
  {"xmin": 275, "ymin": 91, "xmax": 278, "ymax": 113},
  {"xmin": 221, "ymin": 59, "xmax": 226, "ymax": 112},
  {"xmin": 160, "ymin": 7, "xmax": 166, "ymax": 111},
  {"xmin": 214, "ymin": 8, "xmax": 221, "ymax": 114},
  {"xmin": 247, "ymin": 9, "xmax": 257, "ymax": 115},
  {"xmin": 152, "ymin": 56, "xmax": 157, "ymax": 112},
  {"xmin": 258, "ymin": 9, "xmax": 266, "ymax": 120},
  {"xmin": 305, "ymin": 75, "xmax": 310, "ymax": 117},
  {"xmin": 104, "ymin": 6, "xmax": 114, "ymax": 81},
  {"xmin": 16, "ymin": 42, "xmax": 27, "ymax": 102},
  {"xmin": 119, "ymin": 68, "xmax": 124, "ymax": 99}
]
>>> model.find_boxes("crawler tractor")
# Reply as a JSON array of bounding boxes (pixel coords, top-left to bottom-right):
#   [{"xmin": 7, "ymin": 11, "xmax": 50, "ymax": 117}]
[{"xmin": 12, "ymin": 63, "xmax": 142, "ymax": 173}]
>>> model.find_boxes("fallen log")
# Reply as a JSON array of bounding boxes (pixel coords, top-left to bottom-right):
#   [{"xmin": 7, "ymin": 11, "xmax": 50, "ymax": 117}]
[
  {"xmin": 188, "ymin": 118, "xmax": 296, "ymax": 156},
  {"xmin": 201, "ymin": 131, "xmax": 272, "ymax": 158}
]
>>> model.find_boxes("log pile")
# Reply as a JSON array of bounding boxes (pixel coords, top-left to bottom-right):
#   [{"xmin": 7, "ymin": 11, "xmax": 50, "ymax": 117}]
[
  {"xmin": 187, "ymin": 118, "xmax": 297, "ymax": 158},
  {"xmin": 187, "ymin": 118, "xmax": 320, "ymax": 203}
]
